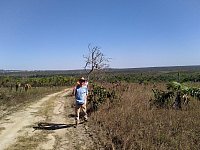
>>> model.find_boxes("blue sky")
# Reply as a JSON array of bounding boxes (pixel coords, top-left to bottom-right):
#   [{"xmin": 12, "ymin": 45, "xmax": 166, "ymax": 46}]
[{"xmin": 0, "ymin": 0, "xmax": 200, "ymax": 70}]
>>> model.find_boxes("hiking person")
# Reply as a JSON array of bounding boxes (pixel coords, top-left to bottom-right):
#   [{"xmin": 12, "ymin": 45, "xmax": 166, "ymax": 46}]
[{"xmin": 73, "ymin": 77, "xmax": 88, "ymax": 126}]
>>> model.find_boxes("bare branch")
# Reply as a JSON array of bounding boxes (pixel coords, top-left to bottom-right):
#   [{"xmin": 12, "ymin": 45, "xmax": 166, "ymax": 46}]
[{"xmin": 83, "ymin": 44, "xmax": 110, "ymax": 79}]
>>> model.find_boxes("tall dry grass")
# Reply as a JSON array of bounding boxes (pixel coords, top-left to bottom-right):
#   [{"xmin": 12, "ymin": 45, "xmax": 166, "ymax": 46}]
[{"xmin": 89, "ymin": 83, "xmax": 200, "ymax": 150}]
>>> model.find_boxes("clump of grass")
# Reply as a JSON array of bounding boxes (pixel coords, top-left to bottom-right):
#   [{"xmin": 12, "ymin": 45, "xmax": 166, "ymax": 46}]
[
  {"xmin": 5, "ymin": 132, "xmax": 49, "ymax": 150},
  {"xmin": 36, "ymin": 96, "xmax": 55, "ymax": 122},
  {"xmin": 89, "ymin": 83, "xmax": 200, "ymax": 149}
]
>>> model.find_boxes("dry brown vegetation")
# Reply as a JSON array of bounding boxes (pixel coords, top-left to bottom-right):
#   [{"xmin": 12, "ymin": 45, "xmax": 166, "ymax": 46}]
[
  {"xmin": 5, "ymin": 92, "xmax": 57, "ymax": 150},
  {"xmin": 89, "ymin": 83, "xmax": 200, "ymax": 149},
  {"xmin": 0, "ymin": 87, "xmax": 65, "ymax": 119}
]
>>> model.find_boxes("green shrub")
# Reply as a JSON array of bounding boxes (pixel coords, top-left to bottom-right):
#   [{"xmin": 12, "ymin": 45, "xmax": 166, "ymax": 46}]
[
  {"xmin": 88, "ymin": 83, "xmax": 116, "ymax": 111},
  {"xmin": 150, "ymin": 89, "xmax": 174, "ymax": 108}
]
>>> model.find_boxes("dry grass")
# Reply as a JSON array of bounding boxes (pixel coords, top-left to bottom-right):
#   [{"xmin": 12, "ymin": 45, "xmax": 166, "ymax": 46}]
[
  {"xmin": 5, "ymin": 92, "xmax": 56, "ymax": 150},
  {"xmin": 89, "ymin": 83, "xmax": 200, "ymax": 149},
  {"xmin": 5, "ymin": 132, "xmax": 49, "ymax": 150},
  {"xmin": 0, "ymin": 86, "xmax": 65, "ymax": 119},
  {"xmin": 36, "ymin": 96, "xmax": 55, "ymax": 122}
]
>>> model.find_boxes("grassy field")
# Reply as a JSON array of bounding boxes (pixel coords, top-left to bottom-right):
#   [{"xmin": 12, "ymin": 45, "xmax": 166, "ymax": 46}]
[
  {"xmin": 0, "ymin": 86, "xmax": 65, "ymax": 119},
  {"xmin": 1, "ymin": 67, "xmax": 200, "ymax": 149},
  {"xmin": 89, "ymin": 83, "xmax": 200, "ymax": 149}
]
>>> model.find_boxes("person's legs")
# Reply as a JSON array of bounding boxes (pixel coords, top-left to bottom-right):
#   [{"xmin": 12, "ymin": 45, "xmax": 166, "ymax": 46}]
[
  {"xmin": 75, "ymin": 104, "xmax": 81, "ymax": 125},
  {"xmin": 81, "ymin": 103, "xmax": 88, "ymax": 121}
]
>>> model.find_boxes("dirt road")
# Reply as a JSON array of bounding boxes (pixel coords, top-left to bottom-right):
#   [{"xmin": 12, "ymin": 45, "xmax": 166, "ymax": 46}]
[{"xmin": 0, "ymin": 89, "xmax": 95, "ymax": 150}]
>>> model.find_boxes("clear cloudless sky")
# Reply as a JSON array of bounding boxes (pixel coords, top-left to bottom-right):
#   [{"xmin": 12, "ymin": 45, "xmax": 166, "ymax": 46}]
[{"xmin": 0, "ymin": 0, "xmax": 200, "ymax": 70}]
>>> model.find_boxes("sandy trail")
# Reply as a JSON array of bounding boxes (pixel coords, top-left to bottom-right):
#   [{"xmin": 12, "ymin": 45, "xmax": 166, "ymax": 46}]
[{"xmin": 0, "ymin": 89, "xmax": 95, "ymax": 150}]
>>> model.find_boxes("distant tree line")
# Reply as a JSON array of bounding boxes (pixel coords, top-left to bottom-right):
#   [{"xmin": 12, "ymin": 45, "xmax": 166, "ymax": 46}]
[
  {"xmin": 101, "ymin": 71, "xmax": 200, "ymax": 83},
  {"xmin": 0, "ymin": 76, "xmax": 77, "ymax": 88},
  {"xmin": 1, "ymin": 70, "xmax": 200, "ymax": 89}
]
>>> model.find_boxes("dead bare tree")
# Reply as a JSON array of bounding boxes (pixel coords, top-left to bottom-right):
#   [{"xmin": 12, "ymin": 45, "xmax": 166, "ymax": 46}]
[{"xmin": 84, "ymin": 44, "xmax": 110, "ymax": 80}]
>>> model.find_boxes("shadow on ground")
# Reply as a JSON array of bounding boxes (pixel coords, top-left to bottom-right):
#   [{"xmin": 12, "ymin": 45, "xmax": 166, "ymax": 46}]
[
  {"xmin": 68, "ymin": 114, "xmax": 75, "ymax": 118},
  {"xmin": 33, "ymin": 122, "xmax": 75, "ymax": 130}
]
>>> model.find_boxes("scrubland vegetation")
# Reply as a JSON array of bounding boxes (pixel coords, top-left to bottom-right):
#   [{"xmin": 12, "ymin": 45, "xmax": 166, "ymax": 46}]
[
  {"xmin": 89, "ymin": 82, "xmax": 200, "ymax": 149},
  {"xmin": 1, "ymin": 67, "xmax": 200, "ymax": 149},
  {"xmin": 0, "ymin": 86, "xmax": 64, "ymax": 119},
  {"xmin": 86, "ymin": 67, "xmax": 200, "ymax": 149},
  {"xmin": 0, "ymin": 75, "xmax": 76, "ymax": 119}
]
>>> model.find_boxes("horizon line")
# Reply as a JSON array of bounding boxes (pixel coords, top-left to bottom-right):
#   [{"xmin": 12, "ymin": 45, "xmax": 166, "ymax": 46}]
[{"xmin": 1, "ymin": 64, "xmax": 200, "ymax": 72}]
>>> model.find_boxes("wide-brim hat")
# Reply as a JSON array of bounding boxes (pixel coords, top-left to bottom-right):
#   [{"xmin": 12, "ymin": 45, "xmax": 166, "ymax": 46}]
[{"xmin": 79, "ymin": 77, "xmax": 86, "ymax": 82}]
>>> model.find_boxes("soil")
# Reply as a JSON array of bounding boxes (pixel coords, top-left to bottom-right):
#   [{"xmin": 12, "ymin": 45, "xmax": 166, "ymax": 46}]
[{"xmin": 0, "ymin": 88, "xmax": 96, "ymax": 150}]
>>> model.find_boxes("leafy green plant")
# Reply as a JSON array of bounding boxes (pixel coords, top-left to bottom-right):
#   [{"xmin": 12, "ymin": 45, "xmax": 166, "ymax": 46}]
[
  {"xmin": 150, "ymin": 89, "xmax": 174, "ymax": 108},
  {"xmin": 167, "ymin": 81, "xmax": 200, "ymax": 100},
  {"xmin": 151, "ymin": 82, "xmax": 200, "ymax": 109},
  {"xmin": 87, "ymin": 83, "xmax": 116, "ymax": 111}
]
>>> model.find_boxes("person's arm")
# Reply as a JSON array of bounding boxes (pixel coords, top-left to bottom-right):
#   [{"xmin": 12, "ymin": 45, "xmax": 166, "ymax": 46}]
[
  {"xmin": 85, "ymin": 87, "xmax": 88, "ymax": 104},
  {"xmin": 72, "ymin": 86, "xmax": 76, "ymax": 96},
  {"xmin": 73, "ymin": 86, "xmax": 77, "ymax": 107},
  {"xmin": 86, "ymin": 87, "xmax": 89, "ymax": 96}
]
